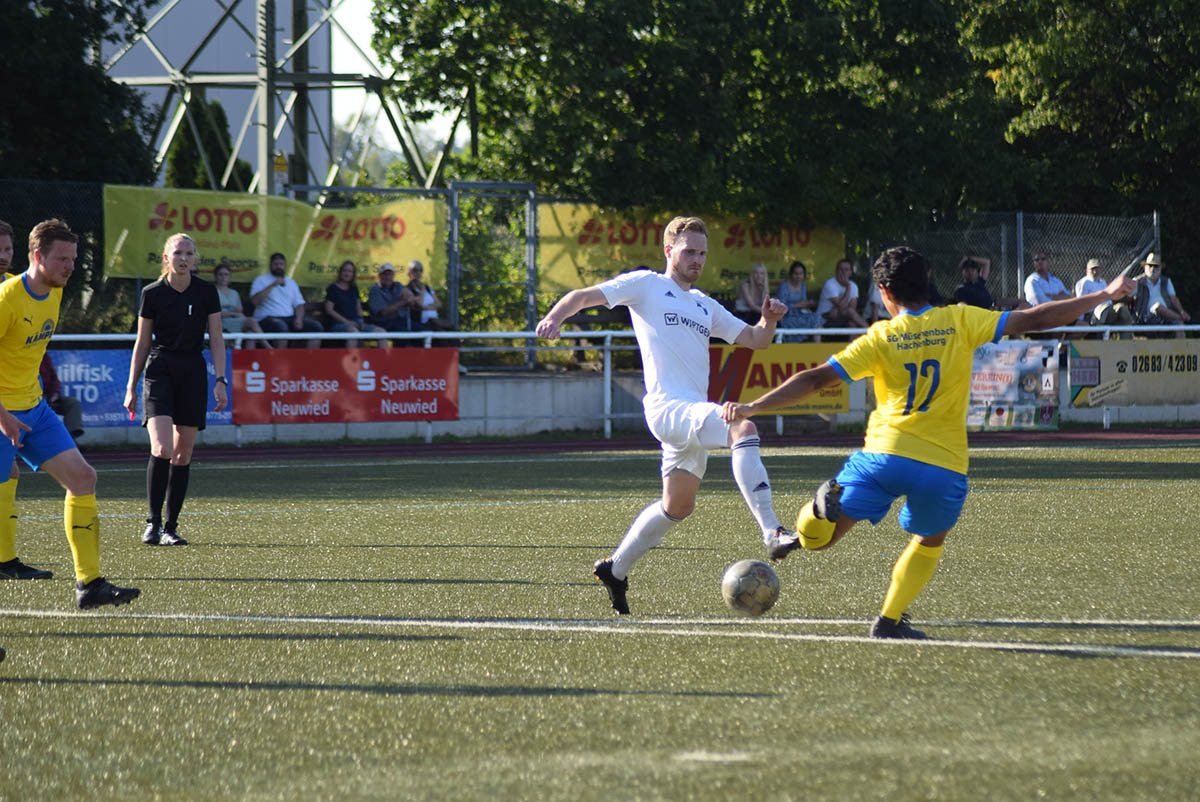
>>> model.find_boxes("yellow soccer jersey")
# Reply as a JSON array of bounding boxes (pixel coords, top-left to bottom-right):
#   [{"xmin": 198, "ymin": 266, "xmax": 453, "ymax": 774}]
[
  {"xmin": 0, "ymin": 272, "xmax": 62, "ymax": 410},
  {"xmin": 829, "ymin": 304, "xmax": 1008, "ymax": 474}
]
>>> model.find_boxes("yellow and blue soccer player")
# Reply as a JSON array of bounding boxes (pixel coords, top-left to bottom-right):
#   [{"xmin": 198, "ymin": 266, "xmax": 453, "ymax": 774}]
[
  {"xmin": 0, "ymin": 219, "xmax": 140, "ymax": 609},
  {"xmin": 722, "ymin": 246, "xmax": 1135, "ymax": 639}
]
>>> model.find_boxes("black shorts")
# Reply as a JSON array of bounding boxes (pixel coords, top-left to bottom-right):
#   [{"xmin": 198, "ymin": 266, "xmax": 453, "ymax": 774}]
[{"xmin": 143, "ymin": 350, "xmax": 209, "ymax": 429}]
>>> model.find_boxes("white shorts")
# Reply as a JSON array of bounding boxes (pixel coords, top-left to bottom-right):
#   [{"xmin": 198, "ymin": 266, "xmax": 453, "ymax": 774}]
[{"xmin": 645, "ymin": 399, "xmax": 731, "ymax": 479}]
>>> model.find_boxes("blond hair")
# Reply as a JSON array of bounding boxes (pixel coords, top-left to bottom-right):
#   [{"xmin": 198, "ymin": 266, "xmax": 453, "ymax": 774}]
[
  {"xmin": 663, "ymin": 216, "xmax": 707, "ymax": 247},
  {"xmin": 160, "ymin": 233, "xmax": 198, "ymax": 279}
]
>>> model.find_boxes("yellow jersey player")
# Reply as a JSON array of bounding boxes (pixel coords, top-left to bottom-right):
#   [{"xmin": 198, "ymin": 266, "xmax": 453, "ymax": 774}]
[
  {"xmin": 722, "ymin": 246, "xmax": 1134, "ymax": 639},
  {"xmin": 0, "ymin": 219, "xmax": 140, "ymax": 609}
]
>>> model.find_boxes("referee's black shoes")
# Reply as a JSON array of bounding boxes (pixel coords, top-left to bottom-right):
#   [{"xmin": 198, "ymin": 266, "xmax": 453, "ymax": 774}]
[
  {"xmin": 142, "ymin": 521, "xmax": 161, "ymax": 545},
  {"xmin": 159, "ymin": 525, "xmax": 188, "ymax": 546}
]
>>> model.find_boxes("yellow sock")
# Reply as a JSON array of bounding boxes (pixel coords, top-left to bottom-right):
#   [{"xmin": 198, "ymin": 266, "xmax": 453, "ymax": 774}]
[
  {"xmin": 795, "ymin": 502, "xmax": 836, "ymax": 550},
  {"xmin": 0, "ymin": 477, "xmax": 17, "ymax": 562},
  {"xmin": 880, "ymin": 536, "xmax": 943, "ymax": 621},
  {"xmin": 65, "ymin": 493, "xmax": 101, "ymax": 584}
]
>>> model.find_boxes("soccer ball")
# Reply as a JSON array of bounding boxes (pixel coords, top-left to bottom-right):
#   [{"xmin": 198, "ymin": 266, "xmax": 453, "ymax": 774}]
[{"xmin": 721, "ymin": 559, "xmax": 780, "ymax": 617}]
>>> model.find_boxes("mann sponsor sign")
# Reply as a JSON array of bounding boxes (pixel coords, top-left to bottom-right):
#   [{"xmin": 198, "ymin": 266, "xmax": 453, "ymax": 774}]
[
  {"xmin": 707, "ymin": 343, "xmax": 847, "ymax": 413},
  {"xmin": 232, "ymin": 348, "xmax": 459, "ymax": 424},
  {"xmin": 1068, "ymin": 340, "xmax": 1200, "ymax": 407}
]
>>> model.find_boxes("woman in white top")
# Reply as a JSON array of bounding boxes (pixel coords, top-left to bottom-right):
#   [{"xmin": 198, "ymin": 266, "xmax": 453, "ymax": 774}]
[
  {"xmin": 406, "ymin": 260, "xmax": 452, "ymax": 331},
  {"xmin": 214, "ymin": 263, "xmax": 270, "ymax": 348}
]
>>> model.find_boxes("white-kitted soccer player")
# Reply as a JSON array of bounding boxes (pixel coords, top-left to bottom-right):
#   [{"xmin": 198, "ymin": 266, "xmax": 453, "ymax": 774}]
[{"xmin": 535, "ymin": 216, "xmax": 796, "ymax": 615}]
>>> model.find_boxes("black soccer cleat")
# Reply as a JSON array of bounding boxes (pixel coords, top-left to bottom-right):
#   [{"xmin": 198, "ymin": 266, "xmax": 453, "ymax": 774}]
[
  {"xmin": 159, "ymin": 525, "xmax": 188, "ymax": 546},
  {"xmin": 592, "ymin": 559, "xmax": 630, "ymax": 615},
  {"xmin": 870, "ymin": 612, "xmax": 928, "ymax": 640},
  {"xmin": 141, "ymin": 522, "xmax": 161, "ymax": 545},
  {"xmin": 0, "ymin": 557, "xmax": 53, "ymax": 580},
  {"xmin": 0, "ymin": 645, "xmax": 5, "ymax": 663},
  {"xmin": 75, "ymin": 577, "xmax": 141, "ymax": 610},
  {"xmin": 765, "ymin": 527, "xmax": 800, "ymax": 562},
  {"xmin": 813, "ymin": 479, "xmax": 843, "ymax": 522}
]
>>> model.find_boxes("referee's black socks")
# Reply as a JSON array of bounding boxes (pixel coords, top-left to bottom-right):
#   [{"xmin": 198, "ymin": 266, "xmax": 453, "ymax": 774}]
[
  {"xmin": 147, "ymin": 456, "xmax": 171, "ymax": 524},
  {"xmin": 164, "ymin": 463, "xmax": 191, "ymax": 530}
]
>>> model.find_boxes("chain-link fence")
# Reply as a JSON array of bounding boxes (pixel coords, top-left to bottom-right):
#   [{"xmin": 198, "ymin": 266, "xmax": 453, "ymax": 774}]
[{"xmin": 874, "ymin": 211, "xmax": 1158, "ymax": 304}]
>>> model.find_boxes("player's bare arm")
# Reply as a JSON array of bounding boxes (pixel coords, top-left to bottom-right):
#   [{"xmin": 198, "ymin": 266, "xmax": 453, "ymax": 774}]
[
  {"xmin": 535, "ymin": 287, "xmax": 609, "ymax": 340},
  {"xmin": 733, "ymin": 297, "xmax": 788, "ymax": 350},
  {"xmin": 1005, "ymin": 275, "xmax": 1135, "ymax": 336},
  {"xmin": 123, "ymin": 316, "xmax": 155, "ymax": 416},
  {"xmin": 720, "ymin": 363, "xmax": 842, "ymax": 422}
]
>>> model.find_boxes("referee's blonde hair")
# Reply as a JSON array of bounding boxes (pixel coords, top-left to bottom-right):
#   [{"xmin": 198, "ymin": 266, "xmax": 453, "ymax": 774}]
[{"xmin": 159, "ymin": 232, "xmax": 198, "ymax": 279}]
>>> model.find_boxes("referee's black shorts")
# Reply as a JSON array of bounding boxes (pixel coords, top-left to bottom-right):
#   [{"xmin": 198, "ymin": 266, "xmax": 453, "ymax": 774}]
[{"xmin": 143, "ymin": 350, "xmax": 210, "ymax": 429}]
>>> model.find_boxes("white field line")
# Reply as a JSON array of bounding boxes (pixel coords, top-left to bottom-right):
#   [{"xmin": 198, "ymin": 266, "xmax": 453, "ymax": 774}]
[{"xmin": 2, "ymin": 608, "xmax": 1198, "ymax": 661}]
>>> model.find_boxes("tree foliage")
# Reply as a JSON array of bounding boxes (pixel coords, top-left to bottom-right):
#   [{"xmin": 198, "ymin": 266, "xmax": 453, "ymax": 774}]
[
  {"xmin": 0, "ymin": 0, "xmax": 155, "ymax": 185},
  {"xmin": 165, "ymin": 98, "xmax": 254, "ymax": 191},
  {"xmin": 371, "ymin": 0, "xmax": 1017, "ymax": 239}
]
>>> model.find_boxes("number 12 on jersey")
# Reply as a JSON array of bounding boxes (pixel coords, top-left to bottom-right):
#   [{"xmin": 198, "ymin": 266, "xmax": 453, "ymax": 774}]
[{"xmin": 902, "ymin": 359, "xmax": 941, "ymax": 414}]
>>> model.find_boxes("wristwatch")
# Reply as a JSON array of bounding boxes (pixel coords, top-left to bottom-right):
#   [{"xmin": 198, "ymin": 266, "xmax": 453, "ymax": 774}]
[{"xmin": 215, "ymin": 376, "xmax": 228, "ymax": 385}]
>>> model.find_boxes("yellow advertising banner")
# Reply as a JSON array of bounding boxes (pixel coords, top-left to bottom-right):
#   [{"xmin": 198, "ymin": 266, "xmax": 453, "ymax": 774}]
[
  {"xmin": 708, "ymin": 343, "xmax": 847, "ymax": 414},
  {"xmin": 103, "ymin": 185, "xmax": 444, "ymax": 287},
  {"xmin": 538, "ymin": 203, "xmax": 845, "ymax": 294},
  {"xmin": 1067, "ymin": 339, "xmax": 1200, "ymax": 407}
]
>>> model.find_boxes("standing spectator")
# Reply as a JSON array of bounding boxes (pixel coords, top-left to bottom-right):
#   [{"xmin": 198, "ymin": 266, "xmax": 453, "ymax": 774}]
[
  {"xmin": 1, "ymin": 219, "xmax": 140, "ymax": 607},
  {"xmin": 1133, "ymin": 253, "xmax": 1190, "ymax": 336},
  {"xmin": 324, "ymin": 260, "xmax": 387, "ymax": 348},
  {"xmin": 367, "ymin": 262, "xmax": 416, "ymax": 341},
  {"xmin": 249, "ymin": 252, "xmax": 322, "ymax": 348},
  {"xmin": 124, "ymin": 233, "xmax": 227, "ymax": 547},
  {"xmin": 1023, "ymin": 253, "xmax": 1071, "ymax": 307},
  {"xmin": 775, "ymin": 260, "xmax": 821, "ymax": 342},
  {"xmin": 734, "ymin": 263, "xmax": 770, "ymax": 324},
  {"xmin": 816, "ymin": 258, "xmax": 867, "ymax": 330},
  {"xmin": 213, "ymin": 262, "xmax": 270, "ymax": 349},
  {"xmin": 40, "ymin": 355, "xmax": 83, "ymax": 443},
  {"xmin": 406, "ymin": 260, "xmax": 453, "ymax": 332},
  {"xmin": 1076, "ymin": 258, "xmax": 1133, "ymax": 334}
]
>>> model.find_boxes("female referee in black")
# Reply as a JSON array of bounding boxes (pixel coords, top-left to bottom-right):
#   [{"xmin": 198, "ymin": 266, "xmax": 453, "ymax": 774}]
[{"xmin": 124, "ymin": 233, "xmax": 227, "ymax": 545}]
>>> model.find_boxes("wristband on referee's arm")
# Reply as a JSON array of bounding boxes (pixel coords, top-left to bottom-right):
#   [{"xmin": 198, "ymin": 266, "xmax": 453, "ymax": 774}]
[{"xmin": 215, "ymin": 376, "xmax": 228, "ymax": 385}]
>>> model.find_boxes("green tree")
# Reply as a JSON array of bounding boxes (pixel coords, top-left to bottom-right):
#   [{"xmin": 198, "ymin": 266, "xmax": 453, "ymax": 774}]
[
  {"xmin": 371, "ymin": 0, "xmax": 1014, "ymax": 238},
  {"xmin": 961, "ymin": 0, "xmax": 1200, "ymax": 297},
  {"xmin": 0, "ymin": 0, "xmax": 155, "ymax": 184},
  {"xmin": 165, "ymin": 98, "xmax": 254, "ymax": 190}
]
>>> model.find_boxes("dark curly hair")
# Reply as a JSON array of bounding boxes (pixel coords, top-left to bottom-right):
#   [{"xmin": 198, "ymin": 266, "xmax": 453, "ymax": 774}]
[{"xmin": 871, "ymin": 246, "xmax": 929, "ymax": 308}]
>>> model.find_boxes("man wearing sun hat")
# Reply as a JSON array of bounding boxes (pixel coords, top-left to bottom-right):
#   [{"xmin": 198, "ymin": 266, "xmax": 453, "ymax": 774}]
[
  {"xmin": 1133, "ymin": 252, "xmax": 1190, "ymax": 335},
  {"xmin": 1075, "ymin": 258, "xmax": 1133, "ymax": 335}
]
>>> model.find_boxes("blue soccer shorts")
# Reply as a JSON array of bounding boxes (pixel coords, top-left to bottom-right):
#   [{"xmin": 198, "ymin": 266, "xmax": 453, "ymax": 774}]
[
  {"xmin": 0, "ymin": 398, "xmax": 77, "ymax": 473},
  {"xmin": 835, "ymin": 450, "xmax": 968, "ymax": 536}
]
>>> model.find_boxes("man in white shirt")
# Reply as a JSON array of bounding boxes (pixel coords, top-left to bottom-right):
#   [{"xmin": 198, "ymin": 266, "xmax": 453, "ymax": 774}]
[
  {"xmin": 249, "ymin": 252, "xmax": 323, "ymax": 348},
  {"xmin": 1023, "ymin": 253, "xmax": 1071, "ymax": 307},
  {"xmin": 1075, "ymin": 258, "xmax": 1133, "ymax": 333},
  {"xmin": 536, "ymin": 216, "xmax": 797, "ymax": 614},
  {"xmin": 1133, "ymin": 252, "xmax": 1190, "ymax": 335},
  {"xmin": 816, "ymin": 258, "xmax": 867, "ymax": 329}
]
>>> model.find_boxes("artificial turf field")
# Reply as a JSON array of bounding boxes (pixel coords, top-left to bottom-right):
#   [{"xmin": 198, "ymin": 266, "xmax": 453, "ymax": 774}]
[{"xmin": 1, "ymin": 439, "xmax": 1198, "ymax": 801}]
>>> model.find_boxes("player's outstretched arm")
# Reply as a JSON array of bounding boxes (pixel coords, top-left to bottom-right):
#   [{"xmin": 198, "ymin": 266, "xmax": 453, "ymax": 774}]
[
  {"xmin": 734, "ymin": 297, "xmax": 787, "ymax": 349},
  {"xmin": 1004, "ymin": 275, "xmax": 1135, "ymax": 337},
  {"xmin": 720, "ymin": 363, "xmax": 842, "ymax": 422},
  {"xmin": 535, "ymin": 287, "xmax": 609, "ymax": 341}
]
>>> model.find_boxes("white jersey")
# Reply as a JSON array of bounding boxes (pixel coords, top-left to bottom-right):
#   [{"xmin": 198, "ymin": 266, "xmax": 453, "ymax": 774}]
[{"xmin": 598, "ymin": 270, "xmax": 746, "ymax": 412}]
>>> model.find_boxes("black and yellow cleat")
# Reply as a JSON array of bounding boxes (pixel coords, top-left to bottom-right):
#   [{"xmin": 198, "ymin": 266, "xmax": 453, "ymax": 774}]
[
  {"xmin": 75, "ymin": 577, "xmax": 141, "ymax": 610},
  {"xmin": 0, "ymin": 558, "xmax": 53, "ymax": 580},
  {"xmin": 870, "ymin": 612, "xmax": 928, "ymax": 640},
  {"xmin": 813, "ymin": 479, "xmax": 843, "ymax": 521}
]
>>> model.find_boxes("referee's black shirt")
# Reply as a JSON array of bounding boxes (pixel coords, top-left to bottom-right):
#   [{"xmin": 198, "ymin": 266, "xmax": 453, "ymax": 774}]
[{"xmin": 138, "ymin": 277, "xmax": 222, "ymax": 354}]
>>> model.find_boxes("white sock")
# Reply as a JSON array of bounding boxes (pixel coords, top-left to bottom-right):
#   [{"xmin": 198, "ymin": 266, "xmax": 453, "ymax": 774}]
[
  {"xmin": 610, "ymin": 502, "xmax": 681, "ymax": 579},
  {"xmin": 730, "ymin": 436, "xmax": 781, "ymax": 539}
]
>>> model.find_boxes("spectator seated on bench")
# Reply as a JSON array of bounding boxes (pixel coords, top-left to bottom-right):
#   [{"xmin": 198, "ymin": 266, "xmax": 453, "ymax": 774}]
[{"xmin": 561, "ymin": 304, "xmax": 632, "ymax": 362}]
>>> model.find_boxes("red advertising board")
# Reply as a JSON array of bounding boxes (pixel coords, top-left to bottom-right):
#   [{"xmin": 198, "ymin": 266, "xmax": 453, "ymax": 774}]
[{"xmin": 231, "ymin": 348, "xmax": 459, "ymax": 424}]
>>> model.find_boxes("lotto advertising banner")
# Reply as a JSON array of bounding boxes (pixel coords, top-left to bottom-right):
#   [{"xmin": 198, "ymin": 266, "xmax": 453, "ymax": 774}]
[
  {"xmin": 539, "ymin": 203, "xmax": 845, "ymax": 294},
  {"xmin": 45, "ymin": 350, "xmax": 231, "ymax": 427},
  {"xmin": 966, "ymin": 341, "xmax": 1058, "ymax": 430},
  {"xmin": 231, "ymin": 348, "xmax": 459, "ymax": 424},
  {"xmin": 707, "ymin": 343, "xmax": 848, "ymax": 414},
  {"xmin": 1068, "ymin": 340, "xmax": 1200, "ymax": 407},
  {"xmin": 103, "ymin": 185, "xmax": 444, "ymax": 288}
]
